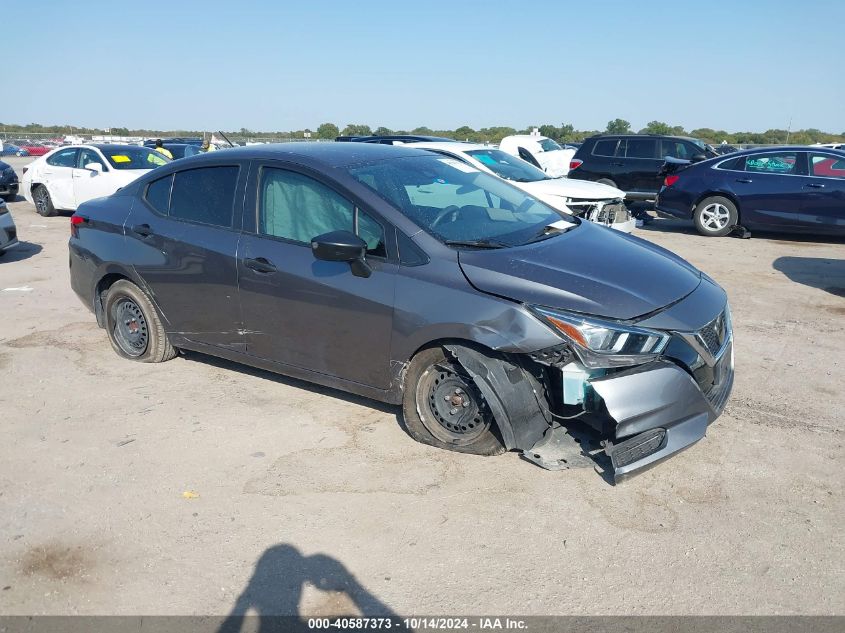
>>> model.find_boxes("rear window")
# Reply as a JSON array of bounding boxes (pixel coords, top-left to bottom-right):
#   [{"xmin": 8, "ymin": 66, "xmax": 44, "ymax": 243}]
[
  {"xmin": 169, "ymin": 166, "xmax": 239, "ymax": 228},
  {"xmin": 537, "ymin": 138, "xmax": 562, "ymax": 152},
  {"xmin": 101, "ymin": 146, "xmax": 170, "ymax": 170},
  {"xmin": 592, "ymin": 139, "xmax": 618, "ymax": 156}
]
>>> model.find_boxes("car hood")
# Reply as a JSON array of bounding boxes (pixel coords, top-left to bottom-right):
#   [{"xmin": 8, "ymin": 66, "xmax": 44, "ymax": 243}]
[
  {"xmin": 458, "ymin": 221, "xmax": 701, "ymax": 320},
  {"xmin": 519, "ymin": 177, "xmax": 625, "ymax": 201}
]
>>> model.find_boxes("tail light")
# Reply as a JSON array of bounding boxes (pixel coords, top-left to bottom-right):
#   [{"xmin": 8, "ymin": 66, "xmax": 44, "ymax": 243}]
[
  {"xmin": 664, "ymin": 174, "xmax": 680, "ymax": 187},
  {"xmin": 569, "ymin": 159, "xmax": 583, "ymax": 170},
  {"xmin": 70, "ymin": 214, "xmax": 87, "ymax": 237}
]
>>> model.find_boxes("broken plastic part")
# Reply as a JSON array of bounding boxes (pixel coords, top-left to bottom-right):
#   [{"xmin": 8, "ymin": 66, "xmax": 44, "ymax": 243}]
[{"xmin": 443, "ymin": 344, "xmax": 552, "ymax": 450}]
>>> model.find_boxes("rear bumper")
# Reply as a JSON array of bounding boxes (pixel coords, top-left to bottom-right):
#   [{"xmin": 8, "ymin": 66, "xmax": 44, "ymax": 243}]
[{"xmin": 0, "ymin": 181, "xmax": 18, "ymax": 197}]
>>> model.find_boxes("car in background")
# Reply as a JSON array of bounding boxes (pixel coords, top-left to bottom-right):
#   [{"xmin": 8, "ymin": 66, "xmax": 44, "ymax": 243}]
[
  {"xmin": 1, "ymin": 143, "xmax": 30, "ymax": 157},
  {"xmin": 15, "ymin": 141, "xmax": 51, "ymax": 156},
  {"xmin": 711, "ymin": 144, "xmax": 739, "ymax": 155},
  {"xmin": 69, "ymin": 142, "xmax": 733, "ymax": 482},
  {"xmin": 498, "ymin": 135, "xmax": 574, "ymax": 177},
  {"xmin": 22, "ymin": 144, "xmax": 170, "ymax": 216},
  {"xmin": 0, "ymin": 160, "xmax": 20, "ymax": 201},
  {"xmin": 336, "ymin": 134, "xmax": 455, "ymax": 144},
  {"xmin": 655, "ymin": 147, "xmax": 845, "ymax": 237},
  {"xmin": 569, "ymin": 134, "xmax": 718, "ymax": 200},
  {"xmin": 412, "ymin": 141, "xmax": 634, "ymax": 232},
  {"xmin": 162, "ymin": 143, "xmax": 205, "ymax": 160},
  {"xmin": 143, "ymin": 137, "xmax": 203, "ymax": 147},
  {"xmin": 0, "ymin": 199, "xmax": 18, "ymax": 255}
]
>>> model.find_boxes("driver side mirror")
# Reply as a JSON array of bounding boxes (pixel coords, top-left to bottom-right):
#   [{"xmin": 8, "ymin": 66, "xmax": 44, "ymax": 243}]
[
  {"xmin": 85, "ymin": 162, "xmax": 103, "ymax": 174},
  {"xmin": 311, "ymin": 230, "xmax": 371, "ymax": 278},
  {"xmin": 690, "ymin": 153, "xmax": 707, "ymax": 163}
]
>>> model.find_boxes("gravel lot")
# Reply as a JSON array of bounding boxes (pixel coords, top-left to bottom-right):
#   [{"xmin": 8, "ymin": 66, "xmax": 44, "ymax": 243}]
[{"xmin": 0, "ymin": 155, "xmax": 843, "ymax": 617}]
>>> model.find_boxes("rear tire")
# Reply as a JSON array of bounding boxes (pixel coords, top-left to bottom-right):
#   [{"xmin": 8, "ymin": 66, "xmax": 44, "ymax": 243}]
[
  {"xmin": 104, "ymin": 280, "xmax": 177, "ymax": 363},
  {"xmin": 2, "ymin": 194, "xmax": 14, "ymax": 203},
  {"xmin": 694, "ymin": 196, "xmax": 738, "ymax": 237},
  {"xmin": 402, "ymin": 346, "xmax": 505, "ymax": 456},
  {"xmin": 33, "ymin": 185, "xmax": 56, "ymax": 217}
]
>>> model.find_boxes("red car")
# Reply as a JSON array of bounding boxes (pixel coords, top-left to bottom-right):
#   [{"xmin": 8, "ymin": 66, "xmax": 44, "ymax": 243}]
[{"xmin": 18, "ymin": 142, "xmax": 51, "ymax": 156}]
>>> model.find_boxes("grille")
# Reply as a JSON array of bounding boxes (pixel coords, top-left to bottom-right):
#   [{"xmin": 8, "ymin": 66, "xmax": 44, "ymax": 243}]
[{"xmin": 698, "ymin": 311, "xmax": 726, "ymax": 356}]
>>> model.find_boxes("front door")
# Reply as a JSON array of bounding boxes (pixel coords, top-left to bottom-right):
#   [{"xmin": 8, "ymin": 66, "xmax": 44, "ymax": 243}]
[
  {"xmin": 124, "ymin": 163, "xmax": 247, "ymax": 350},
  {"xmin": 72, "ymin": 148, "xmax": 115, "ymax": 206},
  {"xmin": 237, "ymin": 163, "xmax": 397, "ymax": 389},
  {"xmin": 802, "ymin": 152, "xmax": 845, "ymax": 233}
]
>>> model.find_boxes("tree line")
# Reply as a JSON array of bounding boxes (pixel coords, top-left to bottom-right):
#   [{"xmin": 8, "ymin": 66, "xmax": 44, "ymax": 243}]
[{"xmin": 2, "ymin": 120, "xmax": 843, "ymax": 146}]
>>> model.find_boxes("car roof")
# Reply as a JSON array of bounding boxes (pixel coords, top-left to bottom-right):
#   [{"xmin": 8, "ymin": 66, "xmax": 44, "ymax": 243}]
[
  {"xmin": 174, "ymin": 141, "xmax": 435, "ymax": 168},
  {"xmin": 728, "ymin": 146, "xmax": 845, "ymax": 155},
  {"xmin": 412, "ymin": 142, "xmax": 490, "ymax": 152}
]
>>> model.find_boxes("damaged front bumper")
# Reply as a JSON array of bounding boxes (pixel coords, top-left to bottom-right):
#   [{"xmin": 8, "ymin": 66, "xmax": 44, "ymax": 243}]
[
  {"xmin": 567, "ymin": 199, "xmax": 634, "ymax": 233},
  {"xmin": 591, "ymin": 351, "xmax": 733, "ymax": 481}
]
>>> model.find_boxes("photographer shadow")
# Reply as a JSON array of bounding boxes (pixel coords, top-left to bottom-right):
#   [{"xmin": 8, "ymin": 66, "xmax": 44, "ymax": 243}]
[{"xmin": 218, "ymin": 544, "xmax": 397, "ymax": 633}]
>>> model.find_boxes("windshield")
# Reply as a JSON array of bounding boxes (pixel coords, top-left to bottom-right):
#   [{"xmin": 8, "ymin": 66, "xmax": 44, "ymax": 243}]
[
  {"xmin": 101, "ymin": 146, "xmax": 170, "ymax": 170},
  {"xmin": 690, "ymin": 138, "xmax": 707, "ymax": 151},
  {"xmin": 538, "ymin": 138, "xmax": 563, "ymax": 152},
  {"xmin": 465, "ymin": 149, "xmax": 549, "ymax": 183},
  {"xmin": 349, "ymin": 155, "xmax": 570, "ymax": 247}
]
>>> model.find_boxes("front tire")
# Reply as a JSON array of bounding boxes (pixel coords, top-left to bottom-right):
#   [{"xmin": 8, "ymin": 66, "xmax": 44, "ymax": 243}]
[
  {"xmin": 694, "ymin": 196, "xmax": 737, "ymax": 237},
  {"xmin": 104, "ymin": 280, "xmax": 177, "ymax": 363},
  {"xmin": 33, "ymin": 185, "xmax": 56, "ymax": 217},
  {"xmin": 402, "ymin": 347, "xmax": 505, "ymax": 456}
]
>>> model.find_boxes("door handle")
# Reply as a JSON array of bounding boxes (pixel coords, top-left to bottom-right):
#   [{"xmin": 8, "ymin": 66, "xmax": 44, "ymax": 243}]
[
  {"xmin": 131, "ymin": 223, "xmax": 153, "ymax": 237},
  {"xmin": 805, "ymin": 183, "xmax": 825, "ymax": 189},
  {"xmin": 735, "ymin": 178, "xmax": 753, "ymax": 183},
  {"xmin": 244, "ymin": 257, "xmax": 277, "ymax": 274}
]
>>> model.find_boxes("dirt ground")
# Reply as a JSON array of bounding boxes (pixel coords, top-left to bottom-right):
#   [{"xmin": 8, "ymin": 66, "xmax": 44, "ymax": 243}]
[{"xmin": 0, "ymin": 155, "xmax": 843, "ymax": 617}]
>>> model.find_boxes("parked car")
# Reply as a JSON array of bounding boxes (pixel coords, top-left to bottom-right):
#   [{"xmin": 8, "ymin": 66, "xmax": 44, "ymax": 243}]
[
  {"xmin": 143, "ymin": 137, "xmax": 203, "ymax": 147},
  {"xmin": 655, "ymin": 147, "xmax": 845, "ymax": 237},
  {"xmin": 569, "ymin": 134, "xmax": 718, "ymax": 200},
  {"xmin": 16, "ymin": 141, "xmax": 51, "ymax": 156},
  {"xmin": 22, "ymin": 144, "xmax": 170, "ymax": 216},
  {"xmin": 162, "ymin": 143, "xmax": 205, "ymax": 160},
  {"xmin": 1, "ymin": 143, "xmax": 30, "ymax": 157},
  {"xmin": 498, "ymin": 135, "xmax": 575, "ymax": 177},
  {"xmin": 336, "ymin": 134, "xmax": 455, "ymax": 144},
  {"xmin": 412, "ymin": 141, "xmax": 634, "ymax": 232},
  {"xmin": 0, "ymin": 160, "xmax": 19, "ymax": 201},
  {"xmin": 69, "ymin": 143, "xmax": 733, "ymax": 482},
  {"xmin": 0, "ymin": 199, "xmax": 18, "ymax": 255}
]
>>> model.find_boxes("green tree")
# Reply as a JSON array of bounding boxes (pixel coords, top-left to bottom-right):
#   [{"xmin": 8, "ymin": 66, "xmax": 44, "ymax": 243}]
[
  {"xmin": 411, "ymin": 126, "xmax": 433, "ymax": 135},
  {"xmin": 316, "ymin": 123, "xmax": 339, "ymax": 139},
  {"xmin": 454, "ymin": 125, "xmax": 475, "ymax": 140},
  {"xmin": 605, "ymin": 119, "xmax": 631, "ymax": 134},
  {"xmin": 341, "ymin": 124, "xmax": 371, "ymax": 137},
  {"xmin": 374, "ymin": 126, "xmax": 393, "ymax": 136},
  {"xmin": 639, "ymin": 120, "xmax": 674, "ymax": 135}
]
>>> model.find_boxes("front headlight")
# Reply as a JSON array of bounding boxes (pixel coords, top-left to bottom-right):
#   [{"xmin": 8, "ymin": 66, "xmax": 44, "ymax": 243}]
[{"xmin": 531, "ymin": 306, "xmax": 670, "ymax": 368}]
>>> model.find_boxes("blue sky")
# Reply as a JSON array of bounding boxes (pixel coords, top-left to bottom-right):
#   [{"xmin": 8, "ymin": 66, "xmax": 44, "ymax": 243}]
[{"xmin": 4, "ymin": 0, "xmax": 842, "ymax": 133}]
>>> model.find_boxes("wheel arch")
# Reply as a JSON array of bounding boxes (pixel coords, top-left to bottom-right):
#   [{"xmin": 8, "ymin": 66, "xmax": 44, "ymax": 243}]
[{"xmin": 92, "ymin": 267, "xmax": 141, "ymax": 328}]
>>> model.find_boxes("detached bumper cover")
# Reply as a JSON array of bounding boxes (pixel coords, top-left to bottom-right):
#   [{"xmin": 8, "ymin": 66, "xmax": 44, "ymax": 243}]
[{"xmin": 591, "ymin": 355, "xmax": 734, "ymax": 481}]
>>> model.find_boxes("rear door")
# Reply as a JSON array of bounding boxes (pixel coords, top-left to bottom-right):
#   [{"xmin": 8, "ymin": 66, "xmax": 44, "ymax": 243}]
[
  {"xmin": 802, "ymin": 152, "xmax": 845, "ymax": 233},
  {"xmin": 41, "ymin": 147, "xmax": 78, "ymax": 209},
  {"xmin": 125, "ymin": 162, "xmax": 247, "ymax": 350},
  {"xmin": 734, "ymin": 151, "xmax": 805, "ymax": 228},
  {"xmin": 618, "ymin": 137, "xmax": 660, "ymax": 194},
  {"xmin": 237, "ymin": 162, "xmax": 397, "ymax": 389},
  {"xmin": 585, "ymin": 138, "xmax": 620, "ymax": 184}
]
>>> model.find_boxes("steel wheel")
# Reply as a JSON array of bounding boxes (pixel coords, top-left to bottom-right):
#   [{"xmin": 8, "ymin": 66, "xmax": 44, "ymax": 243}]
[
  {"xmin": 111, "ymin": 297, "xmax": 149, "ymax": 357},
  {"xmin": 415, "ymin": 361, "xmax": 491, "ymax": 445},
  {"xmin": 700, "ymin": 203, "xmax": 731, "ymax": 231}
]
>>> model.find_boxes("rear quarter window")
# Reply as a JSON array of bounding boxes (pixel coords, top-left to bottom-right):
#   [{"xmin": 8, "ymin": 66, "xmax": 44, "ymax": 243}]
[{"xmin": 145, "ymin": 175, "xmax": 173, "ymax": 214}]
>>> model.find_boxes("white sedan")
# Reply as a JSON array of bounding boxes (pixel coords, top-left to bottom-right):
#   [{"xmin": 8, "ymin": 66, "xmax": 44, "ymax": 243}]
[
  {"xmin": 412, "ymin": 142, "xmax": 636, "ymax": 232},
  {"xmin": 22, "ymin": 144, "xmax": 170, "ymax": 216}
]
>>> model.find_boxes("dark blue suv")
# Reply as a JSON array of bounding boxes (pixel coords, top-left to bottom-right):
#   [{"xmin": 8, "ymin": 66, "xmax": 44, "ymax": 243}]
[{"xmin": 655, "ymin": 147, "xmax": 845, "ymax": 237}]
